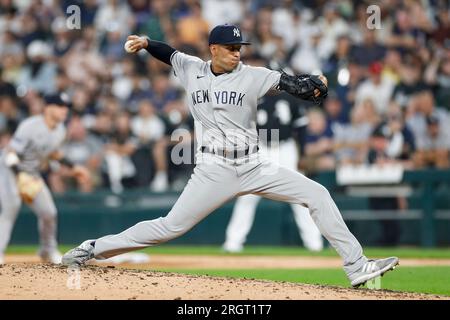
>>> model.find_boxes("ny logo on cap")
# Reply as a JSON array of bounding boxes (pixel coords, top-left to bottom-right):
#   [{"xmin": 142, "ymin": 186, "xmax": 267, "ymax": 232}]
[{"xmin": 233, "ymin": 28, "xmax": 240, "ymax": 37}]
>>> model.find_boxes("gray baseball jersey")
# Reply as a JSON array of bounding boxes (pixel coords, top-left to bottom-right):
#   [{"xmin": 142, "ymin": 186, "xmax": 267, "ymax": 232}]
[
  {"xmin": 89, "ymin": 51, "xmax": 368, "ymax": 279},
  {"xmin": 171, "ymin": 52, "xmax": 281, "ymax": 151},
  {"xmin": 5, "ymin": 115, "xmax": 66, "ymax": 174}
]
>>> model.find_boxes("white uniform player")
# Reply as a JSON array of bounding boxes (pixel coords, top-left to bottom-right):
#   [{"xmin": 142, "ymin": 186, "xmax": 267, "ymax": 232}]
[
  {"xmin": 62, "ymin": 25, "xmax": 398, "ymax": 287},
  {"xmin": 223, "ymin": 92, "xmax": 323, "ymax": 252},
  {"xmin": 0, "ymin": 94, "xmax": 90, "ymax": 265}
]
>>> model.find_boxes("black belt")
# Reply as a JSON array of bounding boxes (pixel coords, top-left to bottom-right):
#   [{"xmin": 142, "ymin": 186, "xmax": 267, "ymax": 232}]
[{"xmin": 201, "ymin": 146, "xmax": 259, "ymax": 159}]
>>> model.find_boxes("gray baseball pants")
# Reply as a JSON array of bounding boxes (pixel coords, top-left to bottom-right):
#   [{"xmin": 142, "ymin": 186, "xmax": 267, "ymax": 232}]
[
  {"xmin": 93, "ymin": 153, "xmax": 368, "ymax": 276},
  {"xmin": 0, "ymin": 164, "xmax": 58, "ymax": 255}
]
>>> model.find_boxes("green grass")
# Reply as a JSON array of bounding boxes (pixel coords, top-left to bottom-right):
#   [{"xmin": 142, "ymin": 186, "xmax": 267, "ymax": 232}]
[
  {"xmin": 6, "ymin": 245, "xmax": 450, "ymax": 259},
  {"xmin": 139, "ymin": 245, "xmax": 450, "ymax": 259},
  {"xmin": 157, "ymin": 266, "xmax": 450, "ymax": 296}
]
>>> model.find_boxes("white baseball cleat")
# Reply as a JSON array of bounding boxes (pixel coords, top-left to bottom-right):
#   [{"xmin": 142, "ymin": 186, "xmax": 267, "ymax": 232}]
[
  {"xmin": 349, "ymin": 256, "xmax": 399, "ymax": 288},
  {"xmin": 0, "ymin": 254, "xmax": 4, "ymax": 265},
  {"xmin": 39, "ymin": 250, "xmax": 63, "ymax": 264},
  {"xmin": 61, "ymin": 240, "xmax": 96, "ymax": 266}
]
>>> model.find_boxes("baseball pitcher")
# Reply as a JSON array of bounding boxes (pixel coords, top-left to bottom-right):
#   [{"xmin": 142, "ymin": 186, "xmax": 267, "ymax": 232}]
[
  {"xmin": 62, "ymin": 25, "xmax": 398, "ymax": 287},
  {"xmin": 0, "ymin": 94, "xmax": 90, "ymax": 265}
]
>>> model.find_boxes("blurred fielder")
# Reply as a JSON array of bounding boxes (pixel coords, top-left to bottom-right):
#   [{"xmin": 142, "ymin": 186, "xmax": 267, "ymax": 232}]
[{"xmin": 0, "ymin": 94, "xmax": 90, "ymax": 265}]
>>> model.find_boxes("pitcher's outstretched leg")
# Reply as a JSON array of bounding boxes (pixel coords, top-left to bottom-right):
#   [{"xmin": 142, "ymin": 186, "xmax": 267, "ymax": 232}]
[{"xmin": 62, "ymin": 162, "xmax": 239, "ymax": 266}]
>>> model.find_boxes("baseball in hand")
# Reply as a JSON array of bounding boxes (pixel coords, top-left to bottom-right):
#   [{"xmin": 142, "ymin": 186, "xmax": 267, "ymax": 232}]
[{"xmin": 124, "ymin": 40, "xmax": 136, "ymax": 53}]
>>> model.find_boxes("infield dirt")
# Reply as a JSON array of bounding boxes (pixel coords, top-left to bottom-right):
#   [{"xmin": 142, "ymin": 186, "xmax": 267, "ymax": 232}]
[{"xmin": 0, "ymin": 258, "xmax": 448, "ymax": 300}]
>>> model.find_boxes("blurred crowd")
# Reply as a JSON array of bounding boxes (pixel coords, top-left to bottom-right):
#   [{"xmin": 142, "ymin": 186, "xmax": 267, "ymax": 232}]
[{"xmin": 0, "ymin": 0, "xmax": 449, "ymax": 194}]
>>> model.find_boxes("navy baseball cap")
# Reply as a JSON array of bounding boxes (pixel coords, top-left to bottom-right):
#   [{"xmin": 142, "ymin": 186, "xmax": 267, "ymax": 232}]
[
  {"xmin": 44, "ymin": 93, "xmax": 70, "ymax": 107},
  {"xmin": 208, "ymin": 24, "xmax": 251, "ymax": 45}
]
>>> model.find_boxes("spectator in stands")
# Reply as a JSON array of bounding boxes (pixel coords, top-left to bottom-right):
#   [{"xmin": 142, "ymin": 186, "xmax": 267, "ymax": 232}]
[
  {"xmin": 111, "ymin": 57, "xmax": 136, "ymax": 102},
  {"xmin": 94, "ymin": 0, "xmax": 133, "ymax": 38},
  {"xmin": 0, "ymin": 111, "xmax": 6, "ymax": 133},
  {"xmin": 0, "ymin": 30, "xmax": 24, "ymax": 64},
  {"xmin": 71, "ymin": 86, "xmax": 95, "ymax": 116},
  {"xmin": 0, "ymin": 128, "xmax": 10, "ymax": 149},
  {"xmin": 0, "ymin": 95, "xmax": 21, "ymax": 133},
  {"xmin": 176, "ymin": 1, "xmax": 209, "ymax": 48},
  {"xmin": 49, "ymin": 116, "xmax": 102, "ymax": 193},
  {"xmin": 370, "ymin": 102, "xmax": 416, "ymax": 168},
  {"xmin": 162, "ymin": 100, "xmax": 195, "ymax": 191},
  {"xmin": 316, "ymin": 3, "xmax": 350, "ymax": 61},
  {"xmin": 149, "ymin": 72, "xmax": 179, "ymax": 111},
  {"xmin": 270, "ymin": 1, "xmax": 298, "ymax": 51},
  {"xmin": 0, "ymin": 65, "xmax": 17, "ymax": 99},
  {"xmin": 386, "ymin": 7, "xmax": 422, "ymax": 52},
  {"xmin": 16, "ymin": 9, "xmax": 46, "ymax": 47},
  {"xmin": 99, "ymin": 94, "xmax": 122, "ymax": 119},
  {"xmin": 104, "ymin": 112, "xmax": 139, "ymax": 193},
  {"xmin": 324, "ymin": 90, "xmax": 348, "ymax": 133},
  {"xmin": 17, "ymin": 40, "xmax": 57, "ymax": 95},
  {"xmin": 407, "ymin": 89, "xmax": 450, "ymax": 144},
  {"xmin": 290, "ymin": 25, "xmax": 323, "ymax": 74},
  {"xmin": 126, "ymin": 73, "xmax": 153, "ymax": 114},
  {"xmin": 392, "ymin": 54, "xmax": 427, "ymax": 109},
  {"xmin": 131, "ymin": 99, "xmax": 169, "ymax": 190},
  {"xmin": 430, "ymin": 5, "xmax": 450, "ymax": 47},
  {"xmin": 89, "ymin": 111, "xmax": 113, "ymax": 145},
  {"xmin": 413, "ymin": 114, "xmax": 450, "ymax": 169},
  {"xmin": 63, "ymin": 26, "xmax": 108, "ymax": 87},
  {"xmin": 0, "ymin": 0, "xmax": 18, "ymax": 15},
  {"xmin": 51, "ymin": 17, "xmax": 73, "ymax": 57},
  {"xmin": 67, "ymin": 0, "xmax": 98, "ymax": 27},
  {"xmin": 424, "ymin": 48, "xmax": 450, "ymax": 110},
  {"xmin": 201, "ymin": 0, "xmax": 244, "ymax": 27},
  {"xmin": 138, "ymin": 0, "xmax": 175, "ymax": 43},
  {"xmin": 0, "ymin": 50, "xmax": 23, "ymax": 90},
  {"xmin": 128, "ymin": 0, "xmax": 150, "ymax": 29},
  {"xmin": 351, "ymin": 29, "xmax": 386, "ymax": 67},
  {"xmin": 301, "ymin": 108, "xmax": 335, "ymax": 173},
  {"xmin": 355, "ymin": 61, "xmax": 396, "ymax": 116},
  {"xmin": 334, "ymin": 61, "xmax": 365, "ymax": 118},
  {"xmin": 101, "ymin": 24, "xmax": 128, "ymax": 63},
  {"xmin": 22, "ymin": 90, "xmax": 44, "ymax": 116},
  {"xmin": 54, "ymin": 68, "xmax": 71, "ymax": 96},
  {"xmin": 333, "ymin": 102, "xmax": 374, "ymax": 166},
  {"xmin": 323, "ymin": 34, "xmax": 352, "ymax": 89},
  {"xmin": 362, "ymin": 97, "xmax": 382, "ymax": 128},
  {"xmin": 254, "ymin": 6, "xmax": 285, "ymax": 63},
  {"xmin": 404, "ymin": 0, "xmax": 433, "ymax": 37},
  {"xmin": 382, "ymin": 49, "xmax": 402, "ymax": 85}
]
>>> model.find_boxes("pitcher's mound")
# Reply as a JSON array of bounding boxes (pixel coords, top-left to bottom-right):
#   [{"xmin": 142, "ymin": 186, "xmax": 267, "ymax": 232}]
[{"xmin": 0, "ymin": 263, "xmax": 445, "ymax": 300}]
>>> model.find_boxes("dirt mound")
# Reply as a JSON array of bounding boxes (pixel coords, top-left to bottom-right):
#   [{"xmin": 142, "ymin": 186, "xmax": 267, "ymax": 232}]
[{"xmin": 0, "ymin": 263, "xmax": 446, "ymax": 300}]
